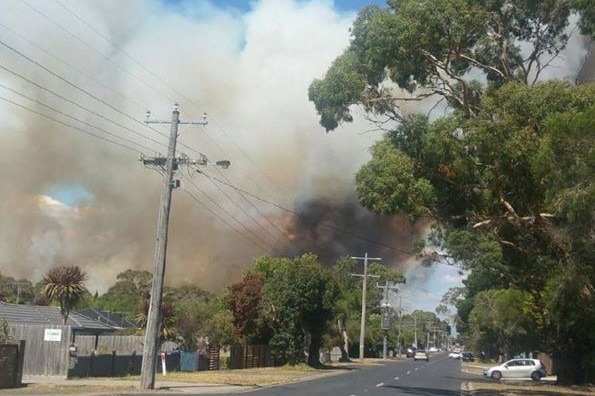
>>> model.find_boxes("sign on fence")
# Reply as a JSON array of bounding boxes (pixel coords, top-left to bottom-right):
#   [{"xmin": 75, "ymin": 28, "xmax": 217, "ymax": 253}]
[{"xmin": 43, "ymin": 329, "xmax": 62, "ymax": 342}]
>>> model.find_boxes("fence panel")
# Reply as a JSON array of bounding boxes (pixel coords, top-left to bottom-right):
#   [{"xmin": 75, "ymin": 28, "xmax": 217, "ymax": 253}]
[
  {"xmin": 75, "ymin": 335, "xmax": 176, "ymax": 354},
  {"xmin": 10, "ymin": 324, "xmax": 70, "ymax": 378}
]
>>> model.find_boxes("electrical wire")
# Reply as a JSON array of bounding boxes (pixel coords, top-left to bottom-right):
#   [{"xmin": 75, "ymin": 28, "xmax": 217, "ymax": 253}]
[
  {"xmin": 0, "ymin": 19, "xmax": 148, "ymax": 113},
  {"xmin": 0, "ymin": 82, "xmax": 154, "ymax": 153},
  {"xmin": 0, "ymin": 63, "xmax": 167, "ymax": 151},
  {"xmin": 52, "ymin": 0, "xmax": 287, "ymax": 200},
  {"xmin": 181, "ymin": 175, "xmax": 276, "ymax": 252},
  {"xmin": 0, "ymin": 94, "xmax": 144, "ymax": 155},
  {"xmin": 197, "ymin": 170, "xmax": 415, "ymax": 255}
]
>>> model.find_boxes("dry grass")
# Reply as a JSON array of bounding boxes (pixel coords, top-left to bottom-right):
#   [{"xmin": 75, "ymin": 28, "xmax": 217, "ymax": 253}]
[
  {"xmin": 148, "ymin": 364, "xmax": 330, "ymax": 386},
  {"xmin": 0, "ymin": 384, "xmax": 136, "ymax": 394}
]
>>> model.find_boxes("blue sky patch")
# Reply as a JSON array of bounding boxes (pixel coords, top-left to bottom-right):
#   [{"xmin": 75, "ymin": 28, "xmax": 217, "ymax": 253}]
[{"xmin": 47, "ymin": 185, "xmax": 94, "ymax": 207}]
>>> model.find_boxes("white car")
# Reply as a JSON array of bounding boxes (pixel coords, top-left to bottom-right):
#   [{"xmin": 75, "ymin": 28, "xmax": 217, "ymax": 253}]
[
  {"xmin": 483, "ymin": 358, "xmax": 546, "ymax": 381},
  {"xmin": 449, "ymin": 351, "xmax": 461, "ymax": 359}
]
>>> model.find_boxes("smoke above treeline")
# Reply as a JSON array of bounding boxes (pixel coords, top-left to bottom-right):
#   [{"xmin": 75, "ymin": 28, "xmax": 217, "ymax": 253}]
[
  {"xmin": 0, "ymin": 0, "xmax": 419, "ymax": 294},
  {"xmin": 0, "ymin": 1, "xmax": 589, "ymax": 297}
]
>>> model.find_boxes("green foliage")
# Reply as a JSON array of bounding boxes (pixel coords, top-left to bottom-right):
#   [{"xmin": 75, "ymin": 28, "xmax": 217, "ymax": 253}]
[
  {"xmin": 351, "ymin": 81, "xmax": 595, "ymax": 383},
  {"xmin": 41, "ymin": 265, "xmax": 88, "ymax": 324},
  {"xmin": 0, "ymin": 273, "xmax": 35, "ymax": 305},
  {"xmin": 309, "ymin": 0, "xmax": 595, "ymax": 130},
  {"xmin": 0, "ymin": 320, "xmax": 14, "ymax": 344},
  {"xmin": 95, "ymin": 269, "xmax": 153, "ymax": 318},
  {"xmin": 356, "ymin": 139, "xmax": 434, "ymax": 219},
  {"xmin": 260, "ymin": 253, "xmax": 337, "ymax": 366},
  {"xmin": 468, "ymin": 288, "xmax": 540, "ymax": 358}
]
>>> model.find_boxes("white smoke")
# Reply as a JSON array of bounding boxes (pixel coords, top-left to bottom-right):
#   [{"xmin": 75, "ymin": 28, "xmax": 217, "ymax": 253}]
[{"xmin": 0, "ymin": 0, "xmax": 378, "ymax": 293}]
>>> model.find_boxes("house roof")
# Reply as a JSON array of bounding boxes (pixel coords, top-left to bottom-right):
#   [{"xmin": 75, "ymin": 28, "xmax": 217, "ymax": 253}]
[
  {"xmin": 77, "ymin": 308, "xmax": 137, "ymax": 329},
  {"xmin": 0, "ymin": 302, "xmax": 114, "ymax": 331}
]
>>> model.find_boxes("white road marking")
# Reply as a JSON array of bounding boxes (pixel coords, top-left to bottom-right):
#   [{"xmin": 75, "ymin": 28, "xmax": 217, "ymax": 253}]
[
  {"xmin": 376, "ymin": 383, "xmax": 384, "ymax": 387},
  {"xmin": 406, "ymin": 370, "xmax": 411, "ymax": 375},
  {"xmin": 394, "ymin": 376, "xmax": 400, "ymax": 380}
]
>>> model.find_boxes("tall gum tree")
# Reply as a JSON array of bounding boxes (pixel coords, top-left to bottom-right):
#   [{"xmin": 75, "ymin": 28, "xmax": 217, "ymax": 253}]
[
  {"xmin": 309, "ymin": 0, "xmax": 595, "ymax": 131},
  {"xmin": 309, "ymin": 0, "xmax": 595, "ymax": 384}
]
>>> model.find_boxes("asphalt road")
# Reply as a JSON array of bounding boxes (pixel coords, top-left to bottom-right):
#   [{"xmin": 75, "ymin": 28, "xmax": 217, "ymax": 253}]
[{"xmin": 212, "ymin": 353, "xmax": 464, "ymax": 396}]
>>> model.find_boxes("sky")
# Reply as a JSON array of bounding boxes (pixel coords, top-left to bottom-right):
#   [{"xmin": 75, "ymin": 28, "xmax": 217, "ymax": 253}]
[{"xmin": 0, "ymin": 0, "xmax": 468, "ymax": 315}]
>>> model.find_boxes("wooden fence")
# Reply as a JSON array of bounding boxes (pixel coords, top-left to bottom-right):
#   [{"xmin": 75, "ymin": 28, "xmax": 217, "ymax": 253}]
[
  {"xmin": 229, "ymin": 345, "xmax": 272, "ymax": 369},
  {"xmin": 74, "ymin": 335, "xmax": 177, "ymax": 354},
  {"xmin": 10, "ymin": 324, "xmax": 71, "ymax": 378}
]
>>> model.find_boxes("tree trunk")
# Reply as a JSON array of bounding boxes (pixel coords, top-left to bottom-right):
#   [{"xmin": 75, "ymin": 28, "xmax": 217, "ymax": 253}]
[
  {"xmin": 307, "ymin": 332, "xmax": 322, "ymax": 367},
  {"xmin": 337, "ymin": 317, "xmax": 351, "ymax": 362},
  {"xmin": 554, "ymin": 348, "xmax": 585, "ymax": 385}
]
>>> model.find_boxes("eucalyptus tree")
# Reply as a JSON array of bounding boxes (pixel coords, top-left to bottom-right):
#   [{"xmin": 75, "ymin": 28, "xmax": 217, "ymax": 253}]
[
  {"xmin": 309, "ymin": 0, "xmax": 595, "ymax": 131},
  {"xmin": 308, "ymin": 0, "xmax": 594, "ymax": 384},
  {"xmin": 260, "ymin": 253, "xmax": 338, "ymax": 366}
]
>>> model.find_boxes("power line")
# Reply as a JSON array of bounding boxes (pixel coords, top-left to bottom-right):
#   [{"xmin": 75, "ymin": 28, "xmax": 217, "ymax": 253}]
[
  {"xmin": 52, "ymin": 0, "xmax": 287, "ymax": 200},
  {"xmin": 197, "ymin": 170, "xmax": 415, "ymax": 255},
  {"xmin": 181, "ymin": 185, "xmax": 271, "ymax": 253},
  {"xmin": 15, "ymin": 2, "xmax": 290, "ymax": 250},
  {"xmin": 199, "ymin": 169, "xmax": 289, "ymax": 248},
  {"xmin": 0, "ymin": 19, "xmax": 148, "ymax": 113},
  {"xmin": 21, "ymin": 0, "xmax": 176, "ymax": 104},
  {"xmin": 1, "ymin": 19, "xmax": 286, "ymax": 256},
  {"xmin": 0, "ymin": 94, "xmax": 143, "ymax": 154},
  {"xmin": 0, "ymin": 40, "xmax": 213, "ymax": 163},
  {"xmin": 0, "ymin": 82, "xmax": 154, "ymax": 153},
  {"xmin": 182, "ymin": 176, "xmax": 276, "ymax": 252},
  {"xmin": 0, "ymin": 64, "xmax": 167, "ymax": 151}
]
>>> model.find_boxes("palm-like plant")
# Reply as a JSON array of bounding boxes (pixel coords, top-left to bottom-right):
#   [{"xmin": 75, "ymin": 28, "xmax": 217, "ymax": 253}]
[
  {"xmin": 137, "ymin": 299, "xmax": 176, "ymax": 342},
  {"xmin": 42, "ymin": 266, "xmax": 88, "ymax": 324}
]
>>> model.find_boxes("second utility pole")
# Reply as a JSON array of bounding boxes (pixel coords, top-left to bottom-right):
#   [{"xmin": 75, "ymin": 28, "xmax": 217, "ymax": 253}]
[{"xmin": 351, "ymin": 252, "xmax": 381, "ymax": 362}]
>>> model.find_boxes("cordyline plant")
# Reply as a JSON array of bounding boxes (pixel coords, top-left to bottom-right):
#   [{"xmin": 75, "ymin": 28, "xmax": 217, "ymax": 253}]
[
  {"xmin": 136, "ymin": 299, "xmax": 176, "ymax": 343},
  {"xmin": 42, "ymin": 266, "xmax": 88, "ymax": 324}
]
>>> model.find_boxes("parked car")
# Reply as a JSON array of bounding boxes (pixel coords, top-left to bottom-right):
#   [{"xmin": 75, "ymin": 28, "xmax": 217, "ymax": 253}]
[
  {"xmin": 406, "ymin": 347, "xmax": 416, "ymax": 358},
  {"xmin": 483, "ymin": 358, "xmax": 546, "ymax": 381},
  {"xmin": 414, "ymin": 350, "xmax": 429, "ymax": 361},
  {"xmin": 461, "ymin": 352, "xmax": 474, "ymax": 362}
]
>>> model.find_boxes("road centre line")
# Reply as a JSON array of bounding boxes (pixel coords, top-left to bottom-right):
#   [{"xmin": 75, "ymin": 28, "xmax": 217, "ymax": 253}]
[{"xmin": 376, "ymin": 383, "xmax": 384, "ymax": 387}]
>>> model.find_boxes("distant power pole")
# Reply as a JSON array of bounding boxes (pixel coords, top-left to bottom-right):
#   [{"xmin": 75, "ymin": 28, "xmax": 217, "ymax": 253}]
[
  {"xmin": 351, "ymin": 253, "xmax": 381, "ymax": 362},
  {"xmin": 376, "ymin": 281, "xmax": 397, "ymax": 359},
  {"xmin": 139, "ymin": 103, "xmax": 208, "ymax": 390}
]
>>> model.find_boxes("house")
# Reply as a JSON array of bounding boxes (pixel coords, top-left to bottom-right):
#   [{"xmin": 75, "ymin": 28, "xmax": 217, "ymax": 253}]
[{"xmin": 77, "ymin": 308, "xmax": 137, "ymax": 330}]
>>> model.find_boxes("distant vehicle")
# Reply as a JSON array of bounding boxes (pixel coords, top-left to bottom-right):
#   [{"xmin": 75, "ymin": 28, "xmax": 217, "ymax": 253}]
[
  {"xmin": 461, "ymin": 352, "xmax": 474, "ymax": 362},
  {"xmin": 483, "ymin": 358, "xmax": 546, "ymax": 381},
  {"xmin": 414, "ymin": 350, "xmax": 429, "ymax": 361},
  {"xmin": 449, "ymin": 351, "xmax": 461, "ymax": 359},
  {"xmin": 428, "ymin": 347, "xmax": 439, "ymax": 353},
  {"xmin": 406, "ymin": 347, "xmax": 416, "ymax": 358}
]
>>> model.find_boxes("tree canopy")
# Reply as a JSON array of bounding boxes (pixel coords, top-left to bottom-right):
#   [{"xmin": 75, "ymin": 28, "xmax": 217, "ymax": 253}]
[{"xmin": 309, "ymin": 0, "xmax": 595, "ymax": 385}]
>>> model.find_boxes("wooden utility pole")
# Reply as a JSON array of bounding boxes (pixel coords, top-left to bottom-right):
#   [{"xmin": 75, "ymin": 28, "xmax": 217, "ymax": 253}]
[
  {"xmin": 139, "ymin": 103, "xmax": 207, "ymax": 389},
  {"xmin": 351, "ymin": 253, "xmax": 381, "ymax": 362},
  {"xmin": 377, "ymin": 281, "xmax": 396, "ymax": 359}
]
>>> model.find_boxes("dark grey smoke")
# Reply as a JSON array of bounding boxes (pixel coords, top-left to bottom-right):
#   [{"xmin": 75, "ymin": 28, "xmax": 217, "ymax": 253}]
[{"xmin": 279, "ymin": 194, "xmax": 420, "ymax": 268}]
